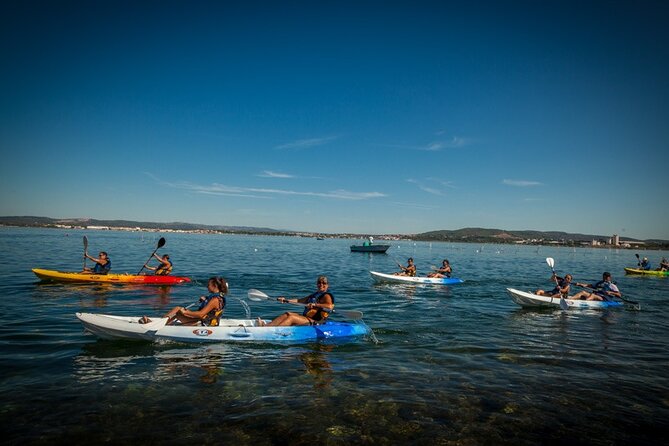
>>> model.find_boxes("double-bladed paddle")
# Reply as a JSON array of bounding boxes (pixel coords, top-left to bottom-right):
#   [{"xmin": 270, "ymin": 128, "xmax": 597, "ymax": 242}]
[
  {"xmin": 546, "ymin": 257, "xmax": 569, "ymax": 310},
  {"xmin": 247, "ymin": 288, "xmax": 363, "ymax": 320},
  {"xmin": 137, "ymin": 237, "xmax": 166, "ymax": 274}
]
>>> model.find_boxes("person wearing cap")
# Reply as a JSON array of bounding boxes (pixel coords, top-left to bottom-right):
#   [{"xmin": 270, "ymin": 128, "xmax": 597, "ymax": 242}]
[
  {"xmin": 140, "ymin": 277, "xmax": 227, "ymax": 325},
  {"xmin": 640, "ymin": 257, "xmax": 652, "ymax": 270},
  {"xmin": 572, "ymin": 272, "xmax": 621, "ymax": 301},
  {"xmin": 143, "ymin": 253, "xmax": 173, "ymax": 275}
]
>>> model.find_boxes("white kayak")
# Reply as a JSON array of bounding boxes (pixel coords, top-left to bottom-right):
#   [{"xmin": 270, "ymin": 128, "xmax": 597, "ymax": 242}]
[
  {"xmin": 76, "ymin": 312, "xmax": 371, "ymax": 343},
  {"xmin": 370, "ymin": 270, "xmax": 464, "ymax": 285},
  {"xmin": 506, "ymin": 288, "xmax": 624, "ymax": 309}
]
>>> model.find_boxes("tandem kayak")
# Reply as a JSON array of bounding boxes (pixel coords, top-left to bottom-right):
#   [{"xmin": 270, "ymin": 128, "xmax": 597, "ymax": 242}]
[
  {"xmin": 76, "ymin": 313, "xmax": 372, "ymax": 343},
  {"xmin": 33, "ymin": 268, "xmax": 191, "ymax": 285},
  {"xmin": 506, "ymin": 288, "xmax": 624, "ymax": 309},
  {"xmin": 624, "ymin": 267, "xmax": 669, "ymax": 276},
  {"xmin": 350, "ymin": 244, "xmax": 390, "ymax": 253},
  {"xmin": 370, "ymin": 270, "xmax": 464, "ymax": 285}
]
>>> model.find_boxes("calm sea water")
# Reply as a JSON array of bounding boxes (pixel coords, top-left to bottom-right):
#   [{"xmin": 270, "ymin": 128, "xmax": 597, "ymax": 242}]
[{"xmin": 0, "ymin": 227, "xmax": 667, "ymax": 445}]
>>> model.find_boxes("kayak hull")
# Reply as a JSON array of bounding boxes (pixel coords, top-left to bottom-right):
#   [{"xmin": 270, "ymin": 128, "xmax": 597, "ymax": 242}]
[
  {"xmin": 33, "ymin": 268, "xmax": 191, "ymax": 285},
  {"xmin": 76, "ymin": 313, "xmax": 371, "ymax": 343},
  {"xmin": 370, "ymin": 270, "xmax": 464, "ymax": 285},
  {"xmin": 624, "ymin": 267, "xmax": 668, "ymax": 276},
  {"xmin": 506, "ymin": 288, "xmax": 624, "ymax": 309},
  {"xmin": 350, "ymin": 245, "xmax": 390, "ymax": 253}
]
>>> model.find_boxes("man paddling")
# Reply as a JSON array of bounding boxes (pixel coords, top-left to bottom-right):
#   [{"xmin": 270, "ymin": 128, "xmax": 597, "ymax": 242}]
[{"xmin": 572, "ymin": 272, "xmax": 621, "ymax": 301}]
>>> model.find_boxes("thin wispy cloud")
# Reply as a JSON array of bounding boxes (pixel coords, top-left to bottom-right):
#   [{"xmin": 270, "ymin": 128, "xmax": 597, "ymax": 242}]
[
  {"xmin": 407, "ymin": 178, "xmax": 456, "ymax": 196},
  {"xmin": 258, "ymin": 170, "xmax": 294, "ymax": 178},
  {"xmin": 417, "ymin": 136, "xmax": 472, "ymax": 151},
  {"xmin": 145, "ymin": 173, "xmax": 385, "ymax": 201},
  {"xmin": 275, "ymin": 136, "xmax": 338, "ymax": 150},
  {"xmin": 502, "ymin": 179, "xmax": 542, "ymax": 187}
]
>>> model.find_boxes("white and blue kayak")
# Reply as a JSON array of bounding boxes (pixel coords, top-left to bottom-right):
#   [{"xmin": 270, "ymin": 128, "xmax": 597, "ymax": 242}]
[
  {"xmin": 506, "ymin": 288, "xmax": 624, "ymax": 309},
  {"xmin": 370, "ymin": 270, "xmax": 464, "ymax": 285},
  {"xmin": 76, "ymin": 312, "xmax": 371, "ymax": 343}
]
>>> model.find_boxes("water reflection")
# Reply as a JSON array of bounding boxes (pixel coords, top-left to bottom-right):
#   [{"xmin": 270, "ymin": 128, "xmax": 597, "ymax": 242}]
[{"xmin": 299, "ymin": 345, "xmax": 333, "ymax": 390}]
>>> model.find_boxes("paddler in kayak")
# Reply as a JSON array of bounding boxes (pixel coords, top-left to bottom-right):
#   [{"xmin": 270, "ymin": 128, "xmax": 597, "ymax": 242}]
[
  {"xmin": 640, "ymin": 257, "xmax": 652, "ymax": 270},
  {"xmin": 572, "ymin": 272, "xmax": 621, "ymax": 301},
  {"xmin": 143, "ymin": 253, "xmax": 173, "ymax": 275},
  {"xmin": 257, "ymin": 275, "xmax": 334, "ymax": 326},
  {"xmin": 82, "ymin": 251, "xmax": 111, "ymax": 274},
  {"xmin": 535, "ymin": 273, "xmax": 572, "ymax": 297},
  {"xmin": 394, "ymin": 257, "xmax": 417, "ymax": 277},
  {"xmin": 140, "ymin": 276, "xmax": 227, "ymax": 325},
  {"xmin": 427, "ymin": 259, "xmax": 452, "ymax": 278},
  {"xmin": 658, "ymin": 257, "xmax": 669, "ymax": 272}
]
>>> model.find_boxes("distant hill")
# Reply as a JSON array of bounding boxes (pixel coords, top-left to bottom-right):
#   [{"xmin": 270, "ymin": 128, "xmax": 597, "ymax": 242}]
[
  {"xmin": 0, "ymin": 216, "xmax": 280, "ymax": 234},
  {"xmin": 413, "ymin": 228, "xmax": 653, "ymax": 245}
]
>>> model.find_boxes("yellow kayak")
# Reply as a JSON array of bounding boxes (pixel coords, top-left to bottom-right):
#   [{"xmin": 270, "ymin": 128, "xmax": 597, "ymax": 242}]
[
  {"xmin": 32, "ymin": 268, "xmax": 191, "ymax": 285},
  {"xmin": 624, "ymin": 267, "xmax": 669, "ymax": 276}
]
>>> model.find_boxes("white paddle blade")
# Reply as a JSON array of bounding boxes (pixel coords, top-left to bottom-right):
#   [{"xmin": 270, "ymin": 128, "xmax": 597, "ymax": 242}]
[
  {"xmin": 247, "ymin": 289, "xmax": 269, "ymax": 301},
  {"xmin": 546, "ymin": 257, "xmax": 555, "ymax": 269}
]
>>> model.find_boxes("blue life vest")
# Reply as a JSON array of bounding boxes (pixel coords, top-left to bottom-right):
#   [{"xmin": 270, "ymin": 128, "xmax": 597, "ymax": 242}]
[
  {"xmin": 302, "ymin": 290, "xmax": 334, "ymax": 322},
  {"xmin": 93, "ymin": 259, "xmax": 111, "ymax": 274}
]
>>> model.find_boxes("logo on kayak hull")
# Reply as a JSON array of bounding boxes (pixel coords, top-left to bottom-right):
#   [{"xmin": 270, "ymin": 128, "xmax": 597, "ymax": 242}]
[{"xmin": 192, "ymin": 328, "xmax": 213, "ymax": 337}]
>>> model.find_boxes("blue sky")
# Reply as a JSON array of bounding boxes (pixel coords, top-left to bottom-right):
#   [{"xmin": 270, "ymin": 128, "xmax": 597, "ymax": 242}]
[{"xmin": 1, "ymin": 1, "xmax": 668, "ymax": 239}]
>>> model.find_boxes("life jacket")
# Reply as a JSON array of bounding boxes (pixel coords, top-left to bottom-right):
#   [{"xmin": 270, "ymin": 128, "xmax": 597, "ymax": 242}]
[
  {"xmin": 551, "ymin": 277, "xmax": 570, "ymax": 296},
  {"xmin": 155, "ymin": 260, "xmax": 173, "ymax": 275},
  {"xmin": 199, "ymin": 293, "xmax": 226, "ymax": 326},
  {"xmin": 302, "ymin": 290, "xmax": 334, "ymax": 323},
  {"xmin": 92, "ymin": 259, "xmax": 111, "ymax": 274},
  {"xmin": 592, "ymin": 280, "xmax": 618, "ymax": 301}
]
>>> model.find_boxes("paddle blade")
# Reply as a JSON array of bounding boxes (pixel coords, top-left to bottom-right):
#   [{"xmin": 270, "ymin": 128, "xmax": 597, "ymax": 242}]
[
  {"xmin": 247, "ymin": 289, "xmax": 270, "ymax": 301},
  {"xmin": 157, "ymin": 237, "xmax": 166, "ymax": 249},
  {"xmin": 545, "ymin": 257, "xmax": 555, "ymax": 269},
  {"xmin": 559, "ymin": 296, "xmax": 569, "ymax": 310},
  {"xmin": 83, "ymin": 235, "xmax": 88, "ymax": 251}
]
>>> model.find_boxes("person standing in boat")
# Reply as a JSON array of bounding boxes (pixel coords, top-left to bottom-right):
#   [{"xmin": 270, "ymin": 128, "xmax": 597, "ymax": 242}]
[
  {"xmin": 257, "ymin": 276, "xmax": 334, "ymax": 327},
  {"xmin": 535, "ymin": 273, "xmax": 572, "ymax": 297},
  {"xmin": 82, "ymin": 251, "xmax": 111, "ymax": 274},
  {"xmin": 394, "ymin": 257, "xmax": 416, "ymax": 277},
  {"xmin": 142, "ymin": 276, "xmax": 227, "ymax": 326},
  {"xmin": 572, "ymin": 272, "xmax": 621, "ymax": 301},
  {"xmin": 427, "ymin": 259, "xmax": 452, "ymax": 278},
  {"xmin": 143, "ymin": 253, "xmax": 173, "ymax": 275}
]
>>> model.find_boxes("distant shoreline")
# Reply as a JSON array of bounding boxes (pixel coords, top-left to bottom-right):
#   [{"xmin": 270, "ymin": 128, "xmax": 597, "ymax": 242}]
[{"xmin": 1, "ymin": 216, "xmax": 667, "ymax": 250}]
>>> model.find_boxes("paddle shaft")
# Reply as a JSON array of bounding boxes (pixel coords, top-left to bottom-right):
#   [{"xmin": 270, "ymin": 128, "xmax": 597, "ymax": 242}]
[
  {"xmin": 137, "ymin": 237, "xmax": 166, "ymax": 275},
  {"xmin": 248, "ymin": 289, "xmax": 363, "ymax": 319}
]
